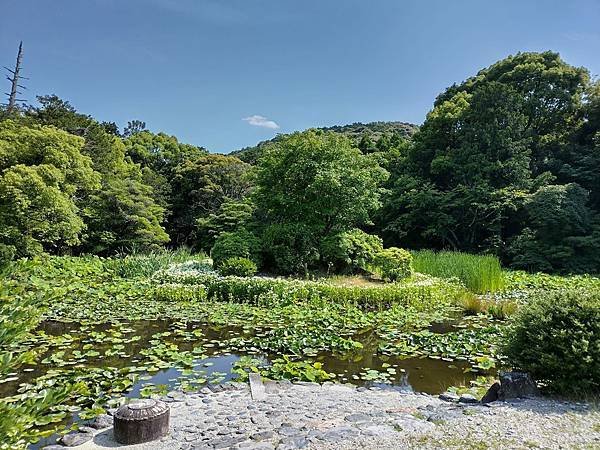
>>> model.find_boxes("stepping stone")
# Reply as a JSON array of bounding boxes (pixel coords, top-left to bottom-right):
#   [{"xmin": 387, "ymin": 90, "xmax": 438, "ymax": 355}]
[
  {"xmin": 59, "ymin": 431, "xmax": 94, "ymax": 446},
  {"xmin": 249, "ymin": 373, "xmax": 266, "ymax": 401}
]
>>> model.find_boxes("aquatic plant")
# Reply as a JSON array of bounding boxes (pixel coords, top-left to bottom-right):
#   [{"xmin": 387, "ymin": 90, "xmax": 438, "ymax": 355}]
[
  {"xmin": 154, "ymin": 272, "xmax": 466, "ymax": 312},
  {"xmin": 379, "ymin": 324, "xmax": 503, "ymax": 371},
  {"xmin": 232, "ymin": 355, "xmax": 334, "ymax": 383},
  {"xmin": 0, "ymin": 283, "xmax": 82, "ymax": 448},
  {"xmin": 105, "ymin": 248, "xmax": 207, "ymax": 279},
  {"xmin": 412, "ymin": 250, "xmax": 505, "ymax": 293}
]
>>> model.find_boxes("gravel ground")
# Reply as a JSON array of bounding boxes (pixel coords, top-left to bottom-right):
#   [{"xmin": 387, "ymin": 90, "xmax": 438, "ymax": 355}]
[{"xmin": 58, "ymin": 381, "xmax": 600, "ymax": 450}]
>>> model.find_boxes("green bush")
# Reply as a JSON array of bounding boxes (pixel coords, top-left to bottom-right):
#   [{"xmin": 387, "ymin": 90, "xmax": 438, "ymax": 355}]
[
  {"xmin": 321, "ymin": 229, "xmax": 383, "ymax": 273},
  {"xmin": 503, "ymin": 289, "xmax": 600, "ymax": 394},
  {"xmin": 210, "ymin": 229, "xmax": 261, "ymax": 268},
  {"xmin": 261, "ymin": 223, "xmax": 319, "ymax": 275},
  {"xmin": 372, "ymin": 247, "xmax": 412, "ymax": 281},
  {"xmin": 412, "ymin": 250, "xmax": 505, "ymax": 293},
  {"xmin": 218, "ymin": 257, "xmax": 257, "ymax": 277}
]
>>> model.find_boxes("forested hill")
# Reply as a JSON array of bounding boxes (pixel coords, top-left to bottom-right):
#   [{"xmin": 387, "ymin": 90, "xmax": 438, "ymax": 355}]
[{"xmin": 229, "ymin": 121, "xmax": 418, "ymax": 164}]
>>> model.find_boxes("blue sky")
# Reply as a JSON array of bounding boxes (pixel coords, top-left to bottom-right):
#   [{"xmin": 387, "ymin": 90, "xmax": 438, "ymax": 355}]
[{"xmin": 1, "ymin": 0, "xmax": 599, "ymax": 153}]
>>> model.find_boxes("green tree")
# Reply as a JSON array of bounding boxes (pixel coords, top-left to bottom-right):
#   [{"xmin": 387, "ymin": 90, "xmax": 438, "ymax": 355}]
[
  {"xmin": 210, "ymin": 229, "xmax": 261, "ymax": 268},
  {"xmin": 254, "ymin": 130, "xmax": 388, "ymax": 273},
  {"xmin": 196, "ymin": 198, "xmax": 255, "ymax": 250},
  {"xmin": 170, "ymin": 154, "xmax": 252, "ymax": 245},
  {"xmin": 123, "ymin": 119, "xmax": 146, "ymax": 137},
  {"xmin": 82, "ymin": 170, "xmax": 169, "ymax": 254},
  {"xmin": 321, "ymin": 229, "xmax": 383, "ymax": 273},
  {"xmin": 508, "ymin": 184, "xmax": 600, "ymax": 273},
  {"xmin": 22, "ymin": 96, "xmax": 171, "ymax": 254},
  {"xmin": 358, "ymin": 133, "xmax": 376, "ymax": 153},
  {"xmin": 123, "ymin": 130, "xmax": 207, "ymax": 178},
  {"xmin": 25, "ymin": 95, "xmax": 92, "ymax": 132},
  {"xmin": 0, "ymin": 121, "xmax": 98, "ymax": 257},
  {"xmin": 381, "ymin": 82, "xmax": 532, "ymax": 252},
  {"xmin": 560, "ymin": 81, "xmax": 600, "ymax": 210},
  {"xmin": 435, "ymin": 52, "xmax": 589, "ymax": 176},
  {"xmin": 123, "ymin": 130, "xmax": 209, "ymax": 232},
  {"xmin": 379, "ymin": 52, "xmax": 598, "ymax": 271}
]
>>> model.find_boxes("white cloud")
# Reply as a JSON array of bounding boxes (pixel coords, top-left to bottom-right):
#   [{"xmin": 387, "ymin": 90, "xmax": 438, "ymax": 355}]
[{"xmin": 242, "ymin": 115, "xmax": 280, "ymax": 130}]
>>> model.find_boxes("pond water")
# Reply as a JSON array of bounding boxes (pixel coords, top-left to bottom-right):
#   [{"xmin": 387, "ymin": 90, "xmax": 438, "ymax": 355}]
[
  {"xmin": 9, "ymin": 318, "xmax": 483, "ymax": 448},
  {"xmin": 6, "ymin": 319, "xmax": 479, "ymax": 394}
]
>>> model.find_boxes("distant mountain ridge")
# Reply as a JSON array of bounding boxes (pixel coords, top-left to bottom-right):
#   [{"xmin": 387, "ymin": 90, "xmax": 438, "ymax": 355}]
[{"xmin": 229, "ymin": 121, "xmax": 418, "ymax": 163}]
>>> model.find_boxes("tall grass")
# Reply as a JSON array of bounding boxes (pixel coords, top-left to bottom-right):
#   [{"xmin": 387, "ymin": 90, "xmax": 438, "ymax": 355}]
[{"xmin": 412, "ymin": 250, "xmax": 505, "ymax": 294}]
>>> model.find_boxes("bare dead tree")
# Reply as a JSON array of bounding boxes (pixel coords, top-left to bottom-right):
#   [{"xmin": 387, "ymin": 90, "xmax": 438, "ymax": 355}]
[{"xmin": 4, "ymin": 41, "xmax": 28, "ymax": 113}]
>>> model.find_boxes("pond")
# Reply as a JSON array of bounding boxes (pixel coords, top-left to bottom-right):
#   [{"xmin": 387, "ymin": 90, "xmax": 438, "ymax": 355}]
[
  {"xmin": 6, "ymin": 317, "xmax": 487, "ymax": 448},
  {"xmin": 6, "ymin": 319, "xmax": 479, "ymax": 395}
]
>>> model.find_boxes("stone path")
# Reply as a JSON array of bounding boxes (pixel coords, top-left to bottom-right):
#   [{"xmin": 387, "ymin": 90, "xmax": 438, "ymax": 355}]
[{"xmin": 50, "ymin": 381, "xmax": 600, "ymax": 450}]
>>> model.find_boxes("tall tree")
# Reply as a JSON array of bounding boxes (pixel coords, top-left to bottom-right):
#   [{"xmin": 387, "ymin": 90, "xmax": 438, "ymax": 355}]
[
  {"xmin": 24, "ymin": 96, "xmax": 171, "ymax": 254},
  {"xmin": 4, "ymin": 41, "xmax": 27, "ymax": 114},
  {"xmin": 508, "ymin": 184, "xmax": 600, "ymax": 273},
  {"xmin": 123, "ymin": 130, "xmax": 208, "ymax": 212},
  {"xmin": 169, "ymin": 154, "xmax": 252, "ymax": 246},
  {"xmin": 254, "ymin": 130, "xmax": 388, "ymax": 273},
  {"xmin": 0, "ymin": 120, "xmax": 99, "ymax": 257},
  {"xmin": 379, "ymin": 52, "xmax": 598, "ymax": 272}
]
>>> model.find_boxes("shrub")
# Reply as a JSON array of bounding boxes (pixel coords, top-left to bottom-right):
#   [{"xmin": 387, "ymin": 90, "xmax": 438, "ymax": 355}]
[
  {"xmin": 218, "ymin": 257, "xmax": 257, "ymax": 277},
  {"xmin": 321, "ymin": 229, "xmax": 383, "ymax": 273},
  {"xmin": 372, "ymin": 247, "xmax": 412, "ymax": 281},
  {"xmin": 210, "ymin": 229, "xmax": 261, "ymax": 268},
  {"xmin": 412, "ymin": 250, "xmax": 505, "ymax": 293},
  {"xmin": 503, "ymin": 289, "xmax": 600, "ymax": 394},
  {"xmin": 261, "ymin": 223, "xmax": 319, "ymax": 275}
]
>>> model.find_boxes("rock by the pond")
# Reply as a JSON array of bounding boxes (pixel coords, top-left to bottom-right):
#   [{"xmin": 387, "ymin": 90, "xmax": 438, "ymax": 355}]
[
  {"xmin": 499, "ymin": 371, "xmax": 539, "ymax": 400},
  {"xmin": 458, "ymin": 393, "xmax": 479, "ymax": 404},
  {"xmin": 438, "ymin": 391, "xmax": 460, "ymax": 403},
  {"xmin": 251, "ymin": 430, "xmax": 276, "ymax": 441},
  {"xmin": 59, "ymin": 430, "xmax": 94, "ymax": 446},
  {"xmin": 481, "ymin": 381, "xmax": 501, "ymax": 404},
  {"xmin": 344, "ymin": 412, "xmax": 371, "ymax": 423},
  {"xmin": 89, "ymin": 413, "xmax": 112, "ymax": 429},
  {"xmin": 361, "ymin": 424, "xmax": 396, "ymax": 437},
  {"xmin": 212, "ymin": 435, "xmax": 247, "ymax": 448},
  {"xmin": 278, "ymin": 435, "xmax": 309, "ymax": 449},
  {"xmin": 393, "ymin": 417, "xmax": 435, "ymax": 433}
]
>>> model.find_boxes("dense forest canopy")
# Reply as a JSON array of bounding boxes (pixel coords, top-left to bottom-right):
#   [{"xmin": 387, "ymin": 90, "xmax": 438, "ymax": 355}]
[{"xmin": 1, "ymin": 51, "xmax": 599, "ymax": 273}]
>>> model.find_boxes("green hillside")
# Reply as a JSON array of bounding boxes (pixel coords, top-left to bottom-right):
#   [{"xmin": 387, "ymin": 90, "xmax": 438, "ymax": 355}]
[{"xmin": 230, "ymin": 121, "xmax": 418, "ymax": 164}]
